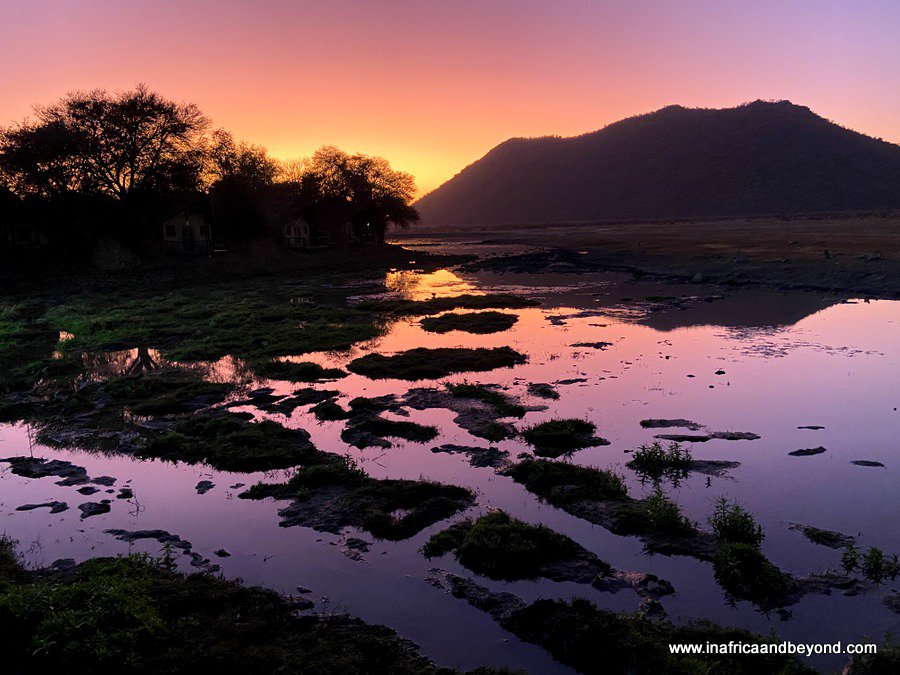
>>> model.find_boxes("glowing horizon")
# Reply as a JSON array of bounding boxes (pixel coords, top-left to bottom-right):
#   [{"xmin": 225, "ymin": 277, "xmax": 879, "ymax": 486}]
[{"xmin": 2, "ymin": 1, "xmax": 899, "ymax": 195}]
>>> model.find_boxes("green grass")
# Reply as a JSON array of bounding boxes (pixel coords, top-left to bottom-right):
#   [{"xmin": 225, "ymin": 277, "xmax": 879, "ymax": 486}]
[
  {"xmin": 447, "ymin": 382, "xmax": 526, "ymax": 417},
  {"xmin": 505, "ymin": 459, "xmax": 628, "ymax": 504},
  {"xmin": 254, "ymin": 360, "xmax": 347, "ymax": 382},
  {"xmin": 628, "ymin": 441, "xmax": 692, "ymax": 478},
  {"xmin": 143, "ymin": 414, "xmax": 318, "ymax": 472},
  {"xmin": 501, "ymin": 597, "xmax": 813, "ymax": 675},
  {"xmin": 242, "ymin": 458, "xmax": 475, "ymax": 540},
  {"xmin": 521, "ymin": 418, "xmax": 603, "ymax": 457},
  {"xmin": 347, "ymin": 347, "xmax": 526, "ymax": 380},
  {"xmin": 420, "ymin": 311, "xmax": 518, "ymax": 335},
  {"xmin": 713, "ymin": 543, "xmax": 791, "ymax": 609},
  {"xmin": 424, "ymin": 511, "xmax": 605, "ymax": 580},
  {"xmin": 709, "ymin": 498, "xmax": 764, "ymax": 547},
  {"xmin": 0, "ymin": 541, "xmax": 487, "ymax": 674}
]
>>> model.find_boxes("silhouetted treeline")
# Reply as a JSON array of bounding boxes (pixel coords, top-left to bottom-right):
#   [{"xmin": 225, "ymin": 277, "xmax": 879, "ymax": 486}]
[{"xmin": 0, "ymin": 85, "xmax": 419, "ymax": 266}]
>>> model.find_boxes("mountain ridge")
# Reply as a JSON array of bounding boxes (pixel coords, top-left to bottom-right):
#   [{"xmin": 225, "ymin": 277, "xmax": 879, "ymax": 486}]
[{"xmin": 414, "ymin": 101, "xmax": 900, "ymax": 226}]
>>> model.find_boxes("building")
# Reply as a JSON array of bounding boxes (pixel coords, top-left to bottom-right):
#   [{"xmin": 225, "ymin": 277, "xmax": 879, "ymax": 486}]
[
  {"xmin": 282, "ymin": 217, "xmax": 311, "ymax": 248},
  {"xmin": 161, "ymin": 205, "xmax": 212, "ymax": 254}
]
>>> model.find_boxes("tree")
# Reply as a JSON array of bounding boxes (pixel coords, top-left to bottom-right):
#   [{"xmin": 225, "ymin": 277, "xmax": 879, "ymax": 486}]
[
  {"xmin": 0, "ymin": 84, "xmax": 208, "ymax": 198},
  {"xmin": 298, "ymin": 146, "xmax": 419, "ymax": 239},
  {"xmin": 207, "ymin": 129, "xmax": 280, "ymax": 190}
]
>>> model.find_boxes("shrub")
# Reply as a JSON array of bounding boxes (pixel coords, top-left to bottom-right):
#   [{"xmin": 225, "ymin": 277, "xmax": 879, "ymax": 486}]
[{"xmin": 709, "ymin": 498, "xmax": 764, "ymax": 547}]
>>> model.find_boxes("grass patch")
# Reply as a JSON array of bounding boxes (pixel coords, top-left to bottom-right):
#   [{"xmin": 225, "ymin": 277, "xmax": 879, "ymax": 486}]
[
  {"xmin": 311, "ymin": 400, "xmax": 350, "ymax": 421},
  {"xmin": 420, "ymin": 311, "xmax": 518, "ymax": 335},
  {"xmin": 713, "ymin": 543, "xmax": 791, "ymax": 609},
  {"xmin": 341, "ymin": 416, "xmax": 439, "ymax": 447},
  {"xmin": 103, "ymin": 371, "xmax": 232, "ymax": 416},
  {"xmin": 356, "ymin": 293, "xmax": 537, "ymax": 315},
  {"xmin": 627, "ymin": 441, "xmax": 692, "ymax": 480},
  {"xmin": 242, "ymin": 458, "xmax": 475, "ymax": 539},
  {"xmin": 0, "ymin": 544, "xmax": 484, "ymax": 674},
  {"xmin": 143, "ymin": 414, "xmax": 317, "ymax": 472},
  {"xmin": 505, "ymin": 459, "xmax": 628, "ymax": 503},
  {"xmin": 447, "ymin": 382, "xmax": 526, "ymax": 417},
  {"xmin": 347, "ymin": 347, "xmax": 526, "ymax": 380},
  {"xmin": 254, "ymin": 360, "xmax": 347, "ymax": 382},
  {"xmin": 501, "ymin": 597, "xmax": 812, "ymax": 675},
  {"xmin": 521, "ymin": 418, "xmax": 606, "ymax": 457},
  {"xmin": 709, "ymin": 498, "xmax": 764, "ymax": 547},
  {"xmin": 424, "ymin": 511, "xmax": 604, "ymax": 580}
]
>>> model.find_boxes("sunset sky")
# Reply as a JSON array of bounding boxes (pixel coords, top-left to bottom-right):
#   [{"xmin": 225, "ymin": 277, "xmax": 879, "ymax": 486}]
[{"xmin": 2, "ymin": 1, "xmax": 898, "ymax": 195}]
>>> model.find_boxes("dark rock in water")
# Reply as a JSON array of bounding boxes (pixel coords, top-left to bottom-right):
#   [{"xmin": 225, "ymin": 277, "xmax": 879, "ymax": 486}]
[
  {"xmin": 638, "ymin": 596, "xmax": 667, "ymax": 621},
  {"xmin": 296, "ymin": 585, "xmax": 312, "ymax": 594},
  {"xmin": 571, "ymin": 341, "xmax": 613, "ymax": 350},
  {"xmin": 105, "ymin": 528, "xmax": 190, "ymax": 548},
  {"xmin": 1, "ymin": 456, "xmax": 90, "ymax": 485},
  {"xmin": 640, "ymin": 418, "xmax": 703, "ymax": 431},
  {"xmin": 78, "ymin": 501, "xmax": 111, "ymax": 519},
  {"xmin": 431, "ymin": 444, "xmax": 510, "ymax": 468},
  {"xmin": 289, "ymin": 597, "xmax": 315, "ymax": 611},
  {"xmin": 195, "ymin": 480, "xmax": 215, "ymax": 495},
  {"xmin": 214, "ymin": 548, "xmax": 231, "ymax": 557},
  {"xmin": 527, "ymin": 383, "xmax": 560, "ymax": 400},
  {"xmin": 797, "ymin": 425, "xmax": 825, "ymax": 430},
  {"xmin": 16, "ymin": 501, "xmax": 68, "ymax": 514},
  {"xmin": 345, "ymin": 537, "xmax": 371, "ymax": 552},
  {"xmin": 556, "ymin": 377, "xmax": 588, "ymax": 385},
  {"xmin": 92, "ymin": 475, "xmax": 116, "ymax": 486},
  {"xmin": 885, "ymin": 592, "xmax": 900, "ymax": 615},
  {"xmin": 426, "ymin": 569, "xmax": 526, "ymax": 622},
  {"xmin": 116, "ymin": 487, "xmax": 134, "ymax": 499},
  {"xmin": 789, "ymin": 446, "xmax": 827, "ymax": 456},
  {"xmin": 850, "ymin": 460, "xmax": 885, "ymax": 467},
  {"xmin": 247, "ymin": 387, "xmax": 276, "ymax": 398},
  {"xmin": 77, "ymin": 486, "xmax": 100, "ymax": 495},
  {"xmin": 714, "ymin": 370, "xmax": 726, "ymax": 375}
]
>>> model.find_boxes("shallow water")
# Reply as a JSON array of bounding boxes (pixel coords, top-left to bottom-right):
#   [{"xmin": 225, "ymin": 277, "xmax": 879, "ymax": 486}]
[{"xmin": 2, "ymin": 262, "xmax": 898, "ymax": 673}]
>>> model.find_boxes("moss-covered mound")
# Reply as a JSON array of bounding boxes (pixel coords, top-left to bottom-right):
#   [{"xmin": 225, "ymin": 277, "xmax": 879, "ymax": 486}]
[
  {"xmin": 0, "ymin": 539, "xmax": 492, "ymax": 675},
  {"xmin": 420, "ymin": 311, "xmax": 518, "ymax": 335},
  {"xmin": 348, "ymin": 347, "xmax": 527, "ymax": 380},
  {"xmin": 143, "ymin": 413, "xmax": 318, "ymax": 472},
  {"xmin": 424, "ymin": 511, "xmax": 610, "ymax": 581},
  {"xmin": 241, "ymin": 459, "xmax": 475, "ymax": 540},
  {"xmin": 521, "ymin": 419, "xmax": 609, "ymax": 457}
]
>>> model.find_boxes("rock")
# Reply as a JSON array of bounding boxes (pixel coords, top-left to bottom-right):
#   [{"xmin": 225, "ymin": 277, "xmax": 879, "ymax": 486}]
[
  {"xmin": 345, "ymin": 537, "xmax": 371, "ymax": 552},
  {"xmin": 527, "ymin": 383, "xmax": 560, "ymax": 400},
  {"xmin": 296, "ymin": 585, "xmax": 312, "ymax": 594},
  {"xmin": 797, "ymin": 425, "xmax": 825, "ymax": 430},
  {"xmin": 1, "ymin": 456, "xmax": 90, "ymax": 485},
  {"xmin": 289, "ymin": 597, "xmax": 315, "ymax": 611},
  {"xmin": 789, "ymin": 446, "xmax": 827, "ymax": 456},
  {"xmin": 116, "ymin": 487, "xmax": 134, "ymax": 499},
  {"xmin": 77, "ymin": 486, "xmax": 100, "ymax": 495},
  {"xmin": 195, "ymin": 480, "xmax": 215, "ymax": 495},
  {"xmin": 884, "ymin": 592, "xmax": 900, "ymax": 615},
  {"xmin": 214, "ymin": 548, "xmax": 231, "ymax": 557},
  {"xmin": 78, "ymin": 501, "xmax": 111, "ymax": 519},
  {"xmin": 638, "ymin": 596, "xmax": 667, "ymax": 620},
  {"xmin": 850, "ymin": 460, "xmax": 885, "ymax": 467},
  {"xmin": 92, "ymin": 476, "xmax": 116, "ymax": 486},
  {"xmin": 16, "ymin": 501, "xmax": 68, "ymax": 513}
]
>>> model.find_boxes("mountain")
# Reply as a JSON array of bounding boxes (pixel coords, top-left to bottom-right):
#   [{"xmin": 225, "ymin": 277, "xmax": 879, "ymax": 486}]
[{"xmin": 414, "ymin": 101, "xmax": 900, "ymax": 226}]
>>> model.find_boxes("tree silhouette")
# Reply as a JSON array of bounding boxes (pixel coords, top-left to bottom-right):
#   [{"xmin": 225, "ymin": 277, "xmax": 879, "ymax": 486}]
[{"xmin": 0, "ymin": 84, "xmax": 208, "ymax": 198}]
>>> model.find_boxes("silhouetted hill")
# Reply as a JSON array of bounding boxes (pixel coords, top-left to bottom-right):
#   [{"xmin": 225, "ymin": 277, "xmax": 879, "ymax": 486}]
[{"xmin": 415, "ymin": 101, "xmax": 900, "ymax": 225}]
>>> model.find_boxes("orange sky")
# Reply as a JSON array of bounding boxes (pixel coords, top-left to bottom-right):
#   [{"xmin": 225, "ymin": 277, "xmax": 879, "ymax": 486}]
[{"xmin": 2, "ymin": 1, "xmax": 898, "ymax": 195}]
